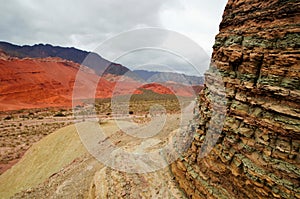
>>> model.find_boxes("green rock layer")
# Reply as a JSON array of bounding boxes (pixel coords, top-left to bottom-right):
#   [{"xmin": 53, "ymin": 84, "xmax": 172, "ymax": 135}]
[{"xmin": 172, "ymin": 0, "xmax": 300, "ymax": 198}]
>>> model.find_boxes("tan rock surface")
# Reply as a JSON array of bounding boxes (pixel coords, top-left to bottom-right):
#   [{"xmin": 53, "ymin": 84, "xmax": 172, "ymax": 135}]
[{"xmin": 171, "ymin": 0, "xmax": 300, "ymax": 198}]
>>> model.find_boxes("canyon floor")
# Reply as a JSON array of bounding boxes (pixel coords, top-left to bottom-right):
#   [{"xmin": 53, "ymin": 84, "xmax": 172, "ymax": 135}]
[{"xmin": 0, "ymin": 97, "xmax": 195, "ymax": 198}]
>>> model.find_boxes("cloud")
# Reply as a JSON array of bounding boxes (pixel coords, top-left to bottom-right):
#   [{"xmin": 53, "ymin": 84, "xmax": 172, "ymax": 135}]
[
  {"xmin": 160, "ymin": 0, "xmax": 227, "ymax": 54},
  {"xmin": 0, "ymin": 0, "xmax": 172, "ymax": 50},
  {"xmin": 116, "ymin": 49, "xmax": 209, "ymax": 76},
  {"xmin": 0, "ymin": 0, "xmax": 227, "ymax": 75},
  {"xmin": 92, "ymin": 28, "xmax": 210, "ymax": 76}
]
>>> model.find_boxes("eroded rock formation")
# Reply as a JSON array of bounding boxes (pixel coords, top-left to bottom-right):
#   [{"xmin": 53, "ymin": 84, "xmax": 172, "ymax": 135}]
[{"xmin": 171, "ymin": 0, "xmax": 300, "ymax": 198}]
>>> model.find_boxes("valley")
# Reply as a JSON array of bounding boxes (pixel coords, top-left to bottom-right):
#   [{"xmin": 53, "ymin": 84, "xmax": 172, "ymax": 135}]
[
  {"xmin": 0, "ymin": 0, "xmax": 299, "ymax": 196},
  {"xmin": 0, "ymin": 94, "xmax": 195, "ymax": 176}
]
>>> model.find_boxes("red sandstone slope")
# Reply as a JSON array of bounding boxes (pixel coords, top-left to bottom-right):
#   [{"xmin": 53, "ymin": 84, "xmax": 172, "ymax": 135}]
[
  {"xmin": 0, "ymin": 57, "xmax": 114, "ymax": 110},
  {"xmin": 0, "ymin": 57, "xmax": 199, "ymax": 111},
  {"xmin": 139, "ymin": 82, "xmax": 199, "ymax": 97}
]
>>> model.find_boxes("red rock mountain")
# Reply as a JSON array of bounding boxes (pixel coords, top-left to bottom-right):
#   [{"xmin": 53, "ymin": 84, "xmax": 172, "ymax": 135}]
[
  {"xmin": 0, "ymin": 57, "xmax": 108, "ymax": 110},
  {"xmin": 0, "ymin": 55, "xmax": 197, "ymax": 111}
]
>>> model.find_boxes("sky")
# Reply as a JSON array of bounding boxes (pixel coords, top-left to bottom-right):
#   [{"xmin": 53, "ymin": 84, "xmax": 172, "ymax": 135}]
[{"xmin": 0, "ymin": 0, "xmax": 227, "ymax": 75}]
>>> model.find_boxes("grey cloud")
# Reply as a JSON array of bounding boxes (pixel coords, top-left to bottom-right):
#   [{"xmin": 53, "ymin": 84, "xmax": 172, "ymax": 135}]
[
  {"xmin": 117, "ymin": 49, "xmax": 209, "ymax": 76},
  {"xmin": 0, "ymin": 0, "xmax": 226, "ymax": 75},
  {"xmin": 0, "ymin": 0, "xmax": 172, "ymax": 50},
  {"xmin": 93, "ymin": 28, "xmax": 210, "ymax": 76}
]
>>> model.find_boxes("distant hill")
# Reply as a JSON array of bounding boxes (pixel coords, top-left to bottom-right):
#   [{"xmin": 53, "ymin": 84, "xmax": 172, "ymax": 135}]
[
  {"xmin": 0, "ymin": 41, "xmax": 129, "ymax": 76},
  {"xmin": 0, "ymin": 56, "xmax": 200, "ymax": 111},
  {"xmin": 0, "ymin": 42, "xmax": 204, "ymax": 110},
  {"xmin": 0, "ymin": 56, "xmax": 120, "ymax": 110},
  {"xmin": 133, "ymin": 70, "xmax": 204, "ymax": 85},
  {"xmin": 0, "ymin": 42, "xmax": 204, "ymax": 85}
]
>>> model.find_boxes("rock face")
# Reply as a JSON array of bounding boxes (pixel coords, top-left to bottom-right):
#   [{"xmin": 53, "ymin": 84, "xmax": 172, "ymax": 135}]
[{"xmin": 171, "ymin": 0, "xmax": 300, "ymax": 198}]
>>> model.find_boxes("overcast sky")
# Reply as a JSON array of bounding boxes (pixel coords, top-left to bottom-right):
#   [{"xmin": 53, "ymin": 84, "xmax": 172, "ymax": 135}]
[{"xmin": 0, "ymin": 0, "xmax": 227, "ymax": 75}]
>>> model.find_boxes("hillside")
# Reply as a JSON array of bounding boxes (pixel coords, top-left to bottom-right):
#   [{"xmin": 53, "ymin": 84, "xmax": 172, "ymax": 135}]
[
  {"xmin": 0, "ymin": 42, "xmax": 205, "ymax": 85},
  {"xmin": 0, "ymin": 56, "xmax": 115, "ymax": 110},
  {"xmin": 0, "ymin": 122, "xmax": 100, "ymax": 198},
  {"xmin": 133, "ymin": 70, "xmax": 204, "ymax": 85},
  {"xmin": 0, "ymin": 117, "xmax": 187, "ymax": 198},
  {"xmin": 0, "ymin": 41, "xmax": 129, "ymax": 76},
  {"xmin": 0, "ymin": 54, "xmax": 200, "ymax": 111}
]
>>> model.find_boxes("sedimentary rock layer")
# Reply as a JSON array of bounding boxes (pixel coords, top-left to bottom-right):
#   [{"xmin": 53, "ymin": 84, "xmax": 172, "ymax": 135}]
[{"xmin": 172, "ymin": 0, "xmax": 300, "ymax": 198}]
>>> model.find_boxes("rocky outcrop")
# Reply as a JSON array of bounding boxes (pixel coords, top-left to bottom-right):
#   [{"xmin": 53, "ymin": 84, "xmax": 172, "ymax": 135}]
[
  {"xmin": 88, "ymin": 166, "xmax": 186, "ymax": 199},
  {"xmin": 171, "ymin": 0, "xmax": 300, "ymax": 198}
]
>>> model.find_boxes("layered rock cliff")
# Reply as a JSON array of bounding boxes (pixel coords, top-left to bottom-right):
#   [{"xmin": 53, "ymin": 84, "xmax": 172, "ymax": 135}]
[{"xmin": 171, "ymin": 0, "xmax": 300, "ymax": 198}]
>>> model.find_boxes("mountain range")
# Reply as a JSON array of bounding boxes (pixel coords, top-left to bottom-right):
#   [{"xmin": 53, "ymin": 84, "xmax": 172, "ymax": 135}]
[
  {"xmin": 0, "ymin": 42, "xmax": 204, "ymax": 111},
  {"xmin": 0, "ymin": 41, "xmax": 204, "ymax": 85},
  {"xmin": 0, "ymin": 41, "xmax": 129, "ymax": 76},
  {"xmin": 133, "ymin": 70, "xmax": 204, "ymax": 85}
]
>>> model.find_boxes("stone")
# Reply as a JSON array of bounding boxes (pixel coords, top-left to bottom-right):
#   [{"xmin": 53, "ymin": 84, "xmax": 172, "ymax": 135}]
[{"xmin": 172, "ymin": 0, "xmax": 300, "ymax": 198}]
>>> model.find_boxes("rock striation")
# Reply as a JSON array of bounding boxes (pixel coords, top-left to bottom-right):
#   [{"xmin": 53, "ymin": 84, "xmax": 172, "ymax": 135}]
[{"xmin": 171, "ymin": 0, "xmax": 300, "ymax": 198}]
